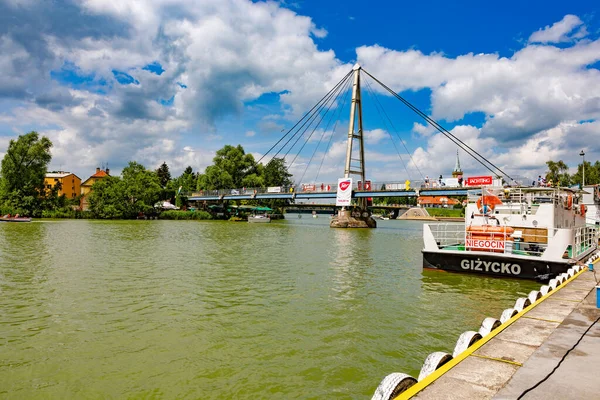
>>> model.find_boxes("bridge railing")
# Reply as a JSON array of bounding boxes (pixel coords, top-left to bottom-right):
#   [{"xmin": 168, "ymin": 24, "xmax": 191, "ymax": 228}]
[{"xmin": 185, "ymin": 180, "xmax": 478, "ymax": 198}]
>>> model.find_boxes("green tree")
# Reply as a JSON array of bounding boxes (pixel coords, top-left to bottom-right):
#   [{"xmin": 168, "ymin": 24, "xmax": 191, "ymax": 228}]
[
  {"xmin": 88, "ymin": 162, "xmax": 162, "ymax": 219},
  {"xmin": 263, "ymin": 158, "xmax": 292, "ymax": 187},
  {"xmin": 122, "ymin": 161, "xmax": 162, "ymax": 216},
  {"xmin": 545, "ymin": 160, "xmax": 569, "ymax": 187},
  {"xmin": 0, "ymin": 131, "xmax": 53, "ymax": 216},
  {"xmin": 168, "ymin": 166, "xmax": 196, "ymax": 207},
  {"xmin": 197, "ymin": 145, "xmax": 257, "ymax": 190},
  {"xmin": 156, "ymin": 161, "xmax": 171, "ymax": 188},
  {"xmin": 88, "ymin": 176, "xmax": 127, "ymax": 219},
  {"xmin": 571, "ymin": 161, "xmax": 600, "ymax": 187}
]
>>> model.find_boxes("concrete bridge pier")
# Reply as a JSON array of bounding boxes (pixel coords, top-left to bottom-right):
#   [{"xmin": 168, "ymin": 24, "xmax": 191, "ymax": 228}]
[{"xmin": 330, "ymin": 209, "xmax": 377, "ymax": 228}]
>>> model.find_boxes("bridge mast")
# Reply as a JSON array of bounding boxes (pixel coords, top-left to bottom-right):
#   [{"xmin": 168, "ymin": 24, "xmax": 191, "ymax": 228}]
[{"xmin": 344, "ymin": 64, "xmax": 367, "ymax": 210}]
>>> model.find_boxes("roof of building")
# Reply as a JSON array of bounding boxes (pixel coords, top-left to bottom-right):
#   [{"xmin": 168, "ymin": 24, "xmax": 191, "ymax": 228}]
[
  {"xmin": 46, "ymin": 172, "xmax": 80, "ymax": 179},
  {"xmin": 418, "ymin": 196, "xmax": 460, "ymax": 205},
  {"xmin": 82, "ymin": 169, "xmax": 110, "ymax": 186}
]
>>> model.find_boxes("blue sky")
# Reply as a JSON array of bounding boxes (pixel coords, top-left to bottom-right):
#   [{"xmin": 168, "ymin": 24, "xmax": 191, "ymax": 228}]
[{"xmin": 0, "ymin": 0, "xmax": 599, "ymax": 184}]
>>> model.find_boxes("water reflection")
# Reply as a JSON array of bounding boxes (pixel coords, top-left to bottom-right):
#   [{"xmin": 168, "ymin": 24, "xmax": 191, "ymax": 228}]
[{"xmin": 329, "ymin": 229, "xmax": 374, "ymax": 302}]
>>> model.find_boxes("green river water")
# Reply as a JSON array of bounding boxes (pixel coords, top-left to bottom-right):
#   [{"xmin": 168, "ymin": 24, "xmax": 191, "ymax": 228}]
[{"xmin": 0, "ymin": 217, "xmax": 540, "ymax": 399}]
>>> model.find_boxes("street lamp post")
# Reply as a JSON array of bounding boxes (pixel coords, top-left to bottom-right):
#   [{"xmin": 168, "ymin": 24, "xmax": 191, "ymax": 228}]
[{"xmin": 580, "ymin": 150, "xmax": 585, "ymax": 187}]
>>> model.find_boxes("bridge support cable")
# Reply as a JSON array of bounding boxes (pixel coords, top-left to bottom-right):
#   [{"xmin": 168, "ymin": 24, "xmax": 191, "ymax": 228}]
[
  {"xmin": 363, "ymin": 76, "xmax": 421, "ymax": 182},
  {"xmin": 313, "ymin": 77, "xmax": 353, "ymax": 184},
  {"xmin": 285, "ymin": 72, "xmax": 353, "ymax": 165},
  {"xmin": 296, "ymin": 75, "xmax": 353, "ymax": 185},
  {"xmin": 254, "ymin": 69, "xmax": 353, "ymax": 167},
  {"xmin": 271, "ymin": 71, "xmax": 351, "ymax": 162},
  {"xmin": 267, "ymin": 72, "xmax": 352, "ymax": 168},
  {"xmin": 361, "ymin": 68, "xmax": 516, "ymax": 184},
  {"xmin": 260, "ymin": 75, "xmax": 351, "ymax": 166}
]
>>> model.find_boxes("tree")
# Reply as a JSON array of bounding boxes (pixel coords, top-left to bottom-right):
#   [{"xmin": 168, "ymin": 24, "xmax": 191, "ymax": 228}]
[
  {"xmin": 0, "ymin": 131, "xmax": 53, "ymax": 215},
  {"xmin": 263, "ymin": 158, "xmax": 292, "ymax": 187},
  {"xmin": 168, "ymin": 166, "xmax": 197, "ymax": 207},
  {"xmin": 88, "ymin": 161, "xmax": 162, "ymax": 219},
  {"xmin": 88, "ymin": 176, "xmax": 127, "ymax": 219},
  {"xmin": 571, "ymin": 161, "xmax": 600, "ymax": 187},
  {"xmin": 545, "ymin": 160, "xmax": 569, "ymax": 187},
  {"xmin": 122, "ymin": 161, "xmax": 162, "ymax": 215},
  {"xmin": 156, "ymin": 162, "xmax": 171, "ymax": 188},
  {"xmin": 197, "ymin": 145, "xmax": 257, "ymax": 190}
]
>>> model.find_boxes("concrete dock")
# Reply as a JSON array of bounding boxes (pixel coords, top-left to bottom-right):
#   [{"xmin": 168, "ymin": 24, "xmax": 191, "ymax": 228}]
[{"xmin": 397, "ymin": 265, "xmax": 600, "ymax": 399}]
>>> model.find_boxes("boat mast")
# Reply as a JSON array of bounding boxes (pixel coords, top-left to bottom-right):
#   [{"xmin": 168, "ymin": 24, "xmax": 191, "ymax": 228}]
[{"xmin": 343, "ymin": 64, "xmax": 367, "ymax": 210}]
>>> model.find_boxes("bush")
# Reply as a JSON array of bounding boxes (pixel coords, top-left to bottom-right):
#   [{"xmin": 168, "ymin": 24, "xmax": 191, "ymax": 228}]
[
  {"xmin": 159, "ymin": 210, "xmax": 212, "ymax": 220},
  {"xmin": 41, "ymin": 208, "xmax": 94, "ymax": 219}
]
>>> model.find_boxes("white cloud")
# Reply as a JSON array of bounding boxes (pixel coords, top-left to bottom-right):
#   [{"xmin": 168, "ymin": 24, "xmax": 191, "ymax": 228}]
[
  {"xmin": 0, "ymin": 0, "xmax": 343, "ymax": 177},
  {"xmin": 412, "ymin": 122, "xmax": 434, "ymax": 137},
  {"xmin": 364, "ymin": 128, "xmax": 387, "ymax": 145},
  {"xmin": 528, "ymin": 15, "xmax": 586, "ymax": 44},
  {"xmin": 0, "ymin": 6, "xmax": 598, "ymax": 185}
]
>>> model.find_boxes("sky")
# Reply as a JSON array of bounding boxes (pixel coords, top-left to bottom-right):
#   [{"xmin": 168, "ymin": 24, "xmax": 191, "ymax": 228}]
[{"xmin": 0, "ymin": 0, "xmax": 599, "ymax": 185}]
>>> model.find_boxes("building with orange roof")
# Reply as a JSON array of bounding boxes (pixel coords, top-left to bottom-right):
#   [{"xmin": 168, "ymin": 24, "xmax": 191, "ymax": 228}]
[
  {"xmin": 417, "ymin": 195, "xmax": 460, "ymax": 208},
  {"xmin": 80, "ymin": 167, "xmax": 110, "ymax": 210}
]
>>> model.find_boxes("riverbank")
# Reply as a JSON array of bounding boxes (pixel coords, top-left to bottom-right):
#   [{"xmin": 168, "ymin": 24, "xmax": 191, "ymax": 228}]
[{"xmin": 380, "ymin": 257, "xmax": 600, "ymax": 399}]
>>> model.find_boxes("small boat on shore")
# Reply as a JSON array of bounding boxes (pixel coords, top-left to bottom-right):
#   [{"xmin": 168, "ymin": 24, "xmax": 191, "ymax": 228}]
[
  {"xmin": 422, "ymin": 186, "xmax": 599, "ymax": 280},
  {"xmin": 0, "ymin": 216, "xmax": 32, "ymax": 223},
  {"xmin": 248, "ymin": 214, "xmax": 271, "ymax": 223}
]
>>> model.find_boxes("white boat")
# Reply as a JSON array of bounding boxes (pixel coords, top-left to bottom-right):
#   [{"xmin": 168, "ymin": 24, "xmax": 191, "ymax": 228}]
[
  {"xmin": 422, "ymin": 186, "xmax": 599, "ymax": 280},
  {"xmin": 248, "ymin": 214, "xmax": 271, "ymax": 223}
]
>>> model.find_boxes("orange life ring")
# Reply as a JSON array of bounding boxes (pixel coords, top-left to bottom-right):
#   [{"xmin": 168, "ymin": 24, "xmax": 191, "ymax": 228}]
[
  {"xmin": 580, "ymin": 203, "xmax": 587, "ymax": 216},
  {"xmin": 476, "ymin": 198, "xmax": 495, "ymax": 213},
  {"xmin": 565, "ymin": 194, "xmax": 573, "ymax": 210}
]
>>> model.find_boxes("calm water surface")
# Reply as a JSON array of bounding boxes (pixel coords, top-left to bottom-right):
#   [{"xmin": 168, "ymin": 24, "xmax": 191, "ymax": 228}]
[{"xmin": 0, "ymin": 218, "xmax": 539, "ymax": 398}]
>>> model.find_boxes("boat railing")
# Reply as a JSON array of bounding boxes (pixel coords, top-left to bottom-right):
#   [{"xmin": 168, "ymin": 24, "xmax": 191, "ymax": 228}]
[
  {"xmin": 429, "ymin": 223, "xmax": 466, "ymax": 247},
  {"xmin": 572, "ymin": 225, "xmax": 599, "ymax": 258},
  {"xmin": 428, "ymin": 223, "xmax": 549, "ymax": 257},
  {"xmin": 467, "ymin": 187, "xmax": 569, "ymax": 207}
]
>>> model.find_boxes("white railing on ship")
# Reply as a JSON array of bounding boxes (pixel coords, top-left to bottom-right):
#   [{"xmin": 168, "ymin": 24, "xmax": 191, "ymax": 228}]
[
  {"xmin": 428, "ymin": 223, "xmax": 549, "ymax": 257},
  {"xmin": 573, "ymin": 225, "xmax": 598, "ymax": 258},
  {"xmin": 429, "ymin": 223, "xmax": 464, "ymax": 247}
]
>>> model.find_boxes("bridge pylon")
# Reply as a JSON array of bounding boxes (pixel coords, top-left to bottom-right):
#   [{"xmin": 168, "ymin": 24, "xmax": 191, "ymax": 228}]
[{"xmin": 331, "ymin": 64, "xmax": 376, "ymax": 229}]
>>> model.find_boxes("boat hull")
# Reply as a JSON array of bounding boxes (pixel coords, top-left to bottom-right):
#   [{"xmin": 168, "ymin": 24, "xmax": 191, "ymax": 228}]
[
  {"xmin": 422, "ymin": 250, "xmax": 576, "ymax": 281},
  {"xmin": 0, "ymin": 218, "xmax": 32, "ymax": 223},
  {"xmin": 248, "ymin": 217, "xmax": 271, "ymax": 223}
]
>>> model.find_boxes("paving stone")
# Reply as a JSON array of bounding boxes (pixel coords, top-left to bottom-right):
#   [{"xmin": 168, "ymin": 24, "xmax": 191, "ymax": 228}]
[
  {"xmin": 474, "ymin": 338, "xmax": 537, "ymax": 365},
  {"xmin": 413, "ymin": 376, "xmax": 494, "ymax": 400},
  {"xmin": 524, "ymin": 298, "xmax": 579, "ymax": 322},
  {"xmin": 443, "ymin": 356, "xmax": 519, "ymax": 391},
  {"xmin": 493, "ymin": 318, "xmax": 559, "ymax": 347},
  {"xmin": 546, "ymin": 287, "xmax": 589, "ymax": 301}
]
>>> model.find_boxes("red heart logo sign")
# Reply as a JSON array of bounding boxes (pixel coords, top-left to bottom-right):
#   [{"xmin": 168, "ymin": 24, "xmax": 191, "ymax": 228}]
[{"xmin": 339, "ymin": 181, "xmax": 351, "ymax": 191}]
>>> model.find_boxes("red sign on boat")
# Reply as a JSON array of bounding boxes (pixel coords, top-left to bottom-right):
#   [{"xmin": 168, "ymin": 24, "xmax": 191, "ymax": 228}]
[
  {"xmin": 466, "ymin": 176, "xmax": 493, "ymax": 186},
  {"xmin": 466, "ymin": 239, "xmax": 505, "ymax": 250}
]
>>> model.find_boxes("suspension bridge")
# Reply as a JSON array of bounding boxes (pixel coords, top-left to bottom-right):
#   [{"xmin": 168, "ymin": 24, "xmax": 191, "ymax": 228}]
[{"xmin": 192, "ymin": 64, "xmax": 518, "ymax": 227}]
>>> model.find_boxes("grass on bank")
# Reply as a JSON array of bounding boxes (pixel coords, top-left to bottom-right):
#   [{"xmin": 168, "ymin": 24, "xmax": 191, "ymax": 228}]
[
  {"xmin": 425, "ymin": 207, "xmax": 464, "ymax": 217},
  {"xmin": 158, "ymin": 210, "xmax": 212, "ymax": 220}
]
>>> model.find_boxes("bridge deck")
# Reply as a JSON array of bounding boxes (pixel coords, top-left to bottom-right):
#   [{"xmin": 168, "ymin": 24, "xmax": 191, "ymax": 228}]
[{"xmin": 188, "ymin": 187, "xmax": 481, "ymax": 202}]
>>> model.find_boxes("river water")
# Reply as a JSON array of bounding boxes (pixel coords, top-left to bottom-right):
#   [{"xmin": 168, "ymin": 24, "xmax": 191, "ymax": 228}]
[{"xmin": 0, "ymin": 217, "xmax": 540, "ymax": 398}]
